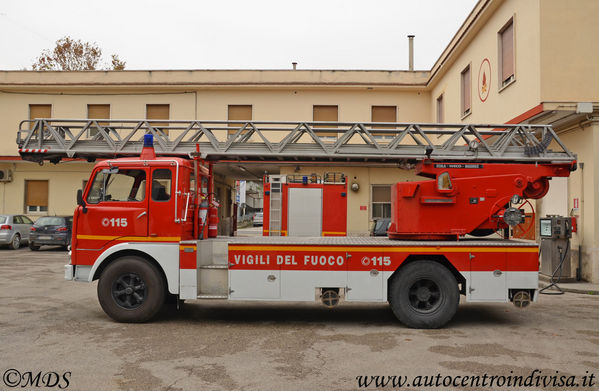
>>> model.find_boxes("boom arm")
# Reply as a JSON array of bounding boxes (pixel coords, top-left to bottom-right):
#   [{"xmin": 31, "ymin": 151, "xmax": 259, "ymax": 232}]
[{"xmin": 388, "ymin": 161, "xmax": 576, "ymax": 240}]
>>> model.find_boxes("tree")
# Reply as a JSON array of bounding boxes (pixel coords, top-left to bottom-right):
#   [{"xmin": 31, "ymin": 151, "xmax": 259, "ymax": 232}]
[{"xmin": 32, "ymin": 36, "xmax": 126, "ymax": 71}]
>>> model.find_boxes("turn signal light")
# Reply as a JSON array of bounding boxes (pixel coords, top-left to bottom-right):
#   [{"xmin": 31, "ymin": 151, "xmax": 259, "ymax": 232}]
[{"xmin": 0, "ymin": 224, "xmax": 11, "ymax": 230}]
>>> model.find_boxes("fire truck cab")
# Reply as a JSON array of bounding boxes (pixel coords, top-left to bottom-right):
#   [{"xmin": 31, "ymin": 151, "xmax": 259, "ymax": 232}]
[{"xmin": 67, "ymin": 135, "xmax": 212, "ymax": 322}]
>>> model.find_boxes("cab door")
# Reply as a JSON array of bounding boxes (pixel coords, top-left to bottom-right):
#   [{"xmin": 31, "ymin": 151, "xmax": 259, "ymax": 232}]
[
  {"xmin": 77, "ymin": 167, "xmax": 148, "ymax": 253},
  {"xmin": 148, "ymin": 167, "xmax": 176, "ymax": 238}
]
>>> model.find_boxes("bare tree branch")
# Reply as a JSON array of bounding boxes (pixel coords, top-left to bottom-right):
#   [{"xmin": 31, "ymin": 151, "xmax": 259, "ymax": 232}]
[{"xmin": 32, "ymin": 36, "xmax": 126, "ymax": 71}]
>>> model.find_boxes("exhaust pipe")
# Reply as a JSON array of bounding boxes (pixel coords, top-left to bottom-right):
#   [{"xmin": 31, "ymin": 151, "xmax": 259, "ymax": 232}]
[{"xmin": 512, "ymin": 290, "xmax": 531, "ymax": 308}]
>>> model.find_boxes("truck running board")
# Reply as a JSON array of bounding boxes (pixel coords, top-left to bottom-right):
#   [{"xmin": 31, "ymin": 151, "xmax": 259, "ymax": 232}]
[{"xmin": 196, "ymin": 294, "xmax": 228, "ymax": 300}]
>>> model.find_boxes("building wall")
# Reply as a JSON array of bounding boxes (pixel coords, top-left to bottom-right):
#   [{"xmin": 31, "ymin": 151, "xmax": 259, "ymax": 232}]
[
  {"xmin": 539, "ymin": 0, "xmax": 599, "ymax": 102},
  {"xmin": 1, "ymin": 91, "xmax": 197, "ymax": 156},
  {"xmin": 196, "ymin": 88, "xmax": 430, "ymax": 123},
  {"xmin": 430, "ymin": 0, "xmax": 542, "ymax": 124},
  {"xmin": 0, "ymin": 161, "xmax": 92, "ymax": 216},
  {"xmin": 552, "ymin": 122, "xmax": 599, "ymax": 282},
  {"xmin": 1, "ymin": 84, "xmax": 430, "ymax": 221}
]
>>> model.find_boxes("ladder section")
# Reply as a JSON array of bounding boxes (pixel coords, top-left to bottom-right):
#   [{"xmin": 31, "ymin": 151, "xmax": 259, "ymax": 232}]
[
  {"xmin": 17, "ymin": 119, "xmax": 576, "ymax": 164},
  {"xmin": 268, "ymin": 176, "xmax": 284, "ymax": 236}
]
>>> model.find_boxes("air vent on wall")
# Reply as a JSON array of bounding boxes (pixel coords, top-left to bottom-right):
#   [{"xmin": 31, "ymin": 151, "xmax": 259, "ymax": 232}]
[{"xmin": 0, "ymin": 169, "xmax": 13, "ymax": 182}]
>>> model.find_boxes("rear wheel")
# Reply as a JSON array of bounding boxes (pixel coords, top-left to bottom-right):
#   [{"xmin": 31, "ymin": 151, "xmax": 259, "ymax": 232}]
[
  {"xmin": 389, "ymin": 261, "xmax": 459, "ymax": 329},
  {"xmin": 97, "ymin": 256, "xmax": 165, "ymax": 323},
  {"xmin": 9, "ymin": 234, "xmax": 21, "ymax": 250}
]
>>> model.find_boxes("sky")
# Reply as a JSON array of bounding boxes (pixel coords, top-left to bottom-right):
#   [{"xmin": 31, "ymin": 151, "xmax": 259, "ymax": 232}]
[{"xmin": 0, "ymin": 0, "xmax": 479, "ymax": 71}]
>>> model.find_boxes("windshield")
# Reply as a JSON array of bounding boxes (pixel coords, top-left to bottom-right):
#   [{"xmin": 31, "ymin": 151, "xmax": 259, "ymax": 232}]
[
  {"xmin": 35, "ymin": 217, "xmax": 65, "ymax": 226},
  {"xmin": 87, "ymin": 169, "xmax": 146, "ymax": 204}
]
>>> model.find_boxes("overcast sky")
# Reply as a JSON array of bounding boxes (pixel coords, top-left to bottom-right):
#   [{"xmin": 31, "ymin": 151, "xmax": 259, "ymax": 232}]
[{"xmin": 0, "ymin": 0, "xmax": 478, "ymax": 71}]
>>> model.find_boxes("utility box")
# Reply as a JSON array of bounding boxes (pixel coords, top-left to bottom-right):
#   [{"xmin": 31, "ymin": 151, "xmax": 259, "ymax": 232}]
[
  {"xmin": 263, "ymin": 173, "xmax": 347, "ymax": 237},
  {"xmin": 539, "ymin": 215, "xmax": 572, "ymax": 278}
]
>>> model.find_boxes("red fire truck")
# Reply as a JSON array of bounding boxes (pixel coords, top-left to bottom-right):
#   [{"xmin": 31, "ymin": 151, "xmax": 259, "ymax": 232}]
[{"xmin": 17, "ymin": 119, "xmax": 576, "ymax": 328}]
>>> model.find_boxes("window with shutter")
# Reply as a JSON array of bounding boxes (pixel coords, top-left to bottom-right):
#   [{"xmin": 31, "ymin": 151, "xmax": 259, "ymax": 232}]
[
  {"xmin": 371, "ymin": 185, "xmax": 391, "ymax": 219},
  {"xmin": 25, "ymin": 180, "xmax": 49, "ymax": 213},
  {"xmin": 87, "ymin": 104, "xmax": 110, "ymax": 137},
  {"xmin": 29, "ymin": 104, "xmax": 51, "ymax": 130},
  {"xmin": 461, "ymin": 66, "xmax": 471, "ymax": 117},
  {"xmin": 146, "ymin": 104, "xmax": 170, "ymax": 135},
  {"xmin": 313, "ymin": 105, "xmax": 338, "ymax": 138},
  {"xmin": 500, "ymin": 19, "xmax": 515, "ymax": 87},
  {"xmin": 371, "ymin": 106, "xmax": 397, "ymax": 137},
  {"xmin": 227, "ymin": 105, "xmax": 252, "ymax": 136}
]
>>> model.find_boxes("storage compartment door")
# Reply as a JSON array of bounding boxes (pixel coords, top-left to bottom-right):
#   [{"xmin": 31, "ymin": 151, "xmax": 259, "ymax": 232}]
[
  {"xmin": 287, "ymin": 188, "xmax": 322, "ymax": 236},
  {"xmin": 469, "ymin": 252, "xmax": 507, "ymax": 302},
  {"xmin": 229, "ymin": 270, "xmax": 280, "ymax": 300}
]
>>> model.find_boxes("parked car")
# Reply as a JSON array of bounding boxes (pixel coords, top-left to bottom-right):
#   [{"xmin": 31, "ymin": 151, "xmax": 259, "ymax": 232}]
[
  {"xmin": 371, "ymin": 218, "xmax": 391, "ymax": 237},
  {"xmin": 0, "ymin": 214, "xmax": 34, "ymax": 249},
  {"xmin": 253, "ymin": 212, "xmax": 263, "ymax": 227},
  {"xmin": 29, "ymin": 216, "xmax": 73, "ymax": 250}
]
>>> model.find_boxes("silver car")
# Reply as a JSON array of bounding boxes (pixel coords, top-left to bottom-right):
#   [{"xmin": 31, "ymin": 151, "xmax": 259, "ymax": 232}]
[{"xmin": 0, "ymin": 215, "xmax": 34, "ymax": 249}]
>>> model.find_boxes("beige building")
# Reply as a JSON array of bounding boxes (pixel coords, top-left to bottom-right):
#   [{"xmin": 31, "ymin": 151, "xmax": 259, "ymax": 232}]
[{"xmin": 1, "ymin": 0, "xmax": 598, "ymax": 281}]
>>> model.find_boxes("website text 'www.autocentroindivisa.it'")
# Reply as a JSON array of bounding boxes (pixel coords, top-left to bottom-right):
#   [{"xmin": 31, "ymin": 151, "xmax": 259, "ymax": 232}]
[{"xmin": 355, "ymin": 369, "xmax": 596, "ymax": 389}]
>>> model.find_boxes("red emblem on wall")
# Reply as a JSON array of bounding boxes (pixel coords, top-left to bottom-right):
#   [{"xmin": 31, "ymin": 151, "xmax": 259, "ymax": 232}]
[{"xmin": 478, "ymin": 58, "xmax": 491, "ymax": 102}]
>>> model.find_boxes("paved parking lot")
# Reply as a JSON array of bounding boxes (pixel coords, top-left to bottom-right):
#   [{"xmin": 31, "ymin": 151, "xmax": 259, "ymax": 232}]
[{"xmin": 1, "ymin": 247, "xmax": 598, "ymax": 390}]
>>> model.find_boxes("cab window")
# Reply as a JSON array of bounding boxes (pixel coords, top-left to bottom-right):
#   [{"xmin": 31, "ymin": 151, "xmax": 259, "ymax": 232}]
[
  {"xmin": 437, "ymin": 172, "xmax": 453, "ymax": 191},
  {"xmin": 152, "ymin": 169, "xmax": 172, "ymax": 202},
  {"xmin": 87, "ymin": 169, "xmax": 146, "ymax": 204}
]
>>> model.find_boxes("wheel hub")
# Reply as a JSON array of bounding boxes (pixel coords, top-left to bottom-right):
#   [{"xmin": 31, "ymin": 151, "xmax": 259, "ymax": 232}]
[
  {"xmin": 408, "ymin": 278, "xmax": 442, "ymax": 313},
  {"xmin": 111, "ymin": 273, "xmax": 147, "ymax": 310},
  {"xmin": 416, "ymin": 286, "xmax": 431, "ymax": 301}
]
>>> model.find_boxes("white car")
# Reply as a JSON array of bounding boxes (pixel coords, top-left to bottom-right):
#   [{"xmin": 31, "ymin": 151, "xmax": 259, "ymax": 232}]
[
  {"xmin": 0, "ymin": 214, "xmax": 34, "ymax": 249},
  {"xmin": 252, "ymin": 212, "xmax": 263, "ymax": 227}
]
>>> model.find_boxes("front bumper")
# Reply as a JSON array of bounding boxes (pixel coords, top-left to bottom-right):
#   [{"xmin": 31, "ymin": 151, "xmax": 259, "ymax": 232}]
[
  {"xmin": 64, "ymin": 264, "xmax": 92, "ymax": 281},
  {"xmin": 31, "ymin": 233, "xmax": 69, "ymax": 246}
]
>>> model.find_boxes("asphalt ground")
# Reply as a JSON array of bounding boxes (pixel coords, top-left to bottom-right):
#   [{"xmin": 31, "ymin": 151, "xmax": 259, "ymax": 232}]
[{"xmin": 1, "ymin": 246, "xmax": 598, "ymax": 391}]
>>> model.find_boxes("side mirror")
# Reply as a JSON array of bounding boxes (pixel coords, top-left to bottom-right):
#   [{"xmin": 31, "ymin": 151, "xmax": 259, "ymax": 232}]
[{"xmin": 77, "ymin": 189, "xmax": 88, "ymax": 213}]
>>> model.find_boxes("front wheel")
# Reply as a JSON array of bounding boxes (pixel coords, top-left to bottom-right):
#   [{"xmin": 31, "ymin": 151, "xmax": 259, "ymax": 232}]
[
  {"xmin": 97, "ymin": 256, "xmax": 165, "ymax": 323},
  {"xmin": 389, "ymin": 261, "xmax": 459, "ymax": 329}
]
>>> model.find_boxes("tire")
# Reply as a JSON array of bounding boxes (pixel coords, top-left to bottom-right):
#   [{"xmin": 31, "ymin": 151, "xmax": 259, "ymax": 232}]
[
  {"xmin": 29, "ymin": 242, "xmax": 40, "ymax": 251},
  {"xmin": 97, "ymin": 256, "xmax": 165, "ymax": 323},
  {"xmin": 389, "ymin": 261, "xmax": 459, "ymax": 329},
  {"xmin": 9, "ymin": 234, "xmax": 21, "ymax": 250}
]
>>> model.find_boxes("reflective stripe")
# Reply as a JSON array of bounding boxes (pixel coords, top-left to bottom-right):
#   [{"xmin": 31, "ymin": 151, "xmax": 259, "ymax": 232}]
[
  {"xmin": 76, "ymin": 235, "xmax": 180, "ymax": 242},
  {"xmin": 228, "ymin": 245, "xmax": 538, "ymax": 253}
]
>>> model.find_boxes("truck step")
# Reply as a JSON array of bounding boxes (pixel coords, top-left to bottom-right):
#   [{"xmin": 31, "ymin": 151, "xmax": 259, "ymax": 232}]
[{"xmin": 196, "ymin": 294, "xmax": 228, "ymax": 300}]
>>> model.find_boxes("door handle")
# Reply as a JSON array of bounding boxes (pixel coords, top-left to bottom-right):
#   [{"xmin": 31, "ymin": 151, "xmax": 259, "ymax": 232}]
[
  {"xmin": 137, "ymin": 211, "xmax": 147, "ymax": 219},
  {"xmin": 267, "ymin": 274, "xmax": 277, "ymax": 282}
]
